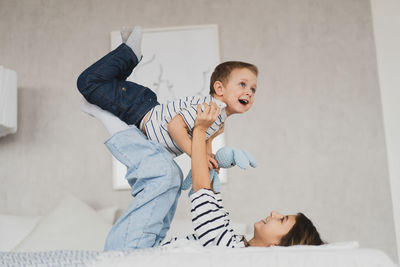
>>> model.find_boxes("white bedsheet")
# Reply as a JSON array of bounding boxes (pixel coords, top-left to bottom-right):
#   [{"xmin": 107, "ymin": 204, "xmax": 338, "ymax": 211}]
[
  {"xmin": 0, "ymin": 241, "xmax": 396, "ymax": 267},
  {"xmin": 91, "ymin": 241, "xmax": 397, "ymax": 267}
]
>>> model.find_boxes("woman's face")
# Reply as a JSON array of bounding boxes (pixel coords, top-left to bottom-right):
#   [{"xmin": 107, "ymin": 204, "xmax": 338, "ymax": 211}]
[{"xmin": 253, "ymin": 211, "xmax": 296, "ymax": 246}]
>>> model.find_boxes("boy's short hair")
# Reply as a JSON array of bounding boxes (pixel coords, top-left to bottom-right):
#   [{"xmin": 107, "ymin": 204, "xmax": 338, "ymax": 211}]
[{"xmin": 209, "ymin": 61, "xmax": 258, "ymax": 95}]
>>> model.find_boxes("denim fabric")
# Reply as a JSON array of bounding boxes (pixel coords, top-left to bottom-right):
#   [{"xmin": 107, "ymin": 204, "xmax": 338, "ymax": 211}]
[
  {"xmin": 103, "ymin": 126, "xmax": 183, "ymax": 251},
  {"xmin": 77, "ymin": 44, "xmax": 159, "ymax": 128}
]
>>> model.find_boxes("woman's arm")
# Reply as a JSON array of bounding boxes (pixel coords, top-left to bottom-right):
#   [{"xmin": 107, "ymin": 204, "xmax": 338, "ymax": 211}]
[
  {"xmin": 192, "ymin": 103, "xmax": 220, "ymax": 192},
  {"xmin": 189, "ymin": 105, "xmax": 244, "ymax": 247}
]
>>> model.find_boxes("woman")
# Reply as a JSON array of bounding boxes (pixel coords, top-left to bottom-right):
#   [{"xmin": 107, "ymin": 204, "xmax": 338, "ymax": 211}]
[
  {"xmin": 81, "ymin": 99, "xmax": 323, "ymax": 250},
  {"xmin": 162, "ymin": 103, "xmax": 323, "ymax": 248}
]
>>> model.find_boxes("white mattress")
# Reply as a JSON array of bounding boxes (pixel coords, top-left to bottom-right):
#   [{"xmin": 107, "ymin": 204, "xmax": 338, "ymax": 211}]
[
  {"xmin": 91, "ymin": 241, "xmax": 397, "ymax": 267},
  {"xmin": 0, "ymin": 242, "xmax": 397, "ymax": 267}
]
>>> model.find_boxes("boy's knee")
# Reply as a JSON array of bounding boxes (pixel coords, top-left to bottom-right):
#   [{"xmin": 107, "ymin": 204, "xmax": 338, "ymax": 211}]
[
  {"xmin": 166, "ymin": 161, "xmax": 183, "ymax": 189},
  {"xmin": 77, "ymin": 72, "xmax": 89, "ymax": 94},
  {"xmin": 140, "ymin": 156, "xmax": 181, "ymax": 189},
  {"xmin": 77, "ymin": 70, "xmax": 99, "ymax": 96}
]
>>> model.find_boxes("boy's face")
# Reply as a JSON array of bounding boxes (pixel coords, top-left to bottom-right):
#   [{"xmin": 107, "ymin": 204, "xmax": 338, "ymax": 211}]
[{"xmin": 216, "ymin": 68, "xmax": 257, "ymax": 116}]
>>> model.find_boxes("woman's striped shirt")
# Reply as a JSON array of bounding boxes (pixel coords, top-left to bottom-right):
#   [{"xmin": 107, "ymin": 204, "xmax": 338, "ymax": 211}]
[
  {"xmin": 162, "ymin": 189, "xmax": 246, "ymax": 248},
  {"xmin": 144, "ymin": 95, "xmax": 227, "ymax": 157}
]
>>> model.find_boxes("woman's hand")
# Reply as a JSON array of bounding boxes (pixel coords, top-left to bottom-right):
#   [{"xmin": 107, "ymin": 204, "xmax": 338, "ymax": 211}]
[{"xmin": 194, "ymin": 102, "xmax": 220, "ymax": 132}]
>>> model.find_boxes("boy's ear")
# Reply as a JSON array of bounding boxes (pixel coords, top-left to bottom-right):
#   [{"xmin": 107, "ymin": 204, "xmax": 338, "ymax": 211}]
[{"xmin": 213, "ymin": 81, "xmax": 224, "ymax": 96}]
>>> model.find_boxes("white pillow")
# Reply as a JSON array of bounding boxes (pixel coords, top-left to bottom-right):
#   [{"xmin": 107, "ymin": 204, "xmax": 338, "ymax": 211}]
[
  {"xmin": 0, "ymin": 206, "xmax": 117, "ymax": 252},
  {"xmin": 269, "ymin": 241, "xmax": 360, "ymax": 250},
  {"xmin": 322, "ymin": 241, "xmax": 359, "ymax": 249},
  {"xmin": 0, "ymin": 214, "xmax": 40, "ymax": 251},
  {"xmin": 13, "ymin": 195, "xmax": 112, "ymax": 251}
]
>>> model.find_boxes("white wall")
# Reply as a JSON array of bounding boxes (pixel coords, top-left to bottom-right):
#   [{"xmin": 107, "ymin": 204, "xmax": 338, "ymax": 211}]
[{"xmin": 370, "ymin": 0, "xmax": 400, "ymax": 263}]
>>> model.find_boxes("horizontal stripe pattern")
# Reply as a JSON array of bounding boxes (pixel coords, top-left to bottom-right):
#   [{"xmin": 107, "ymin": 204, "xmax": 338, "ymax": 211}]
[
  {"xmin": 162, "ymin": 189, "xmax": 245, "ymax": 248},
  {"xmin": 144, "ymin": 95, "xmax": 227, "ymax": 157}
]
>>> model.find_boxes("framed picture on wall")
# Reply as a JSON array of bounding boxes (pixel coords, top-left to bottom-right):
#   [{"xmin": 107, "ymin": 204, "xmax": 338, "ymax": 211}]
[{"xmin": 110, "ymin": 24, "xmax": 226, "ymax": 190}]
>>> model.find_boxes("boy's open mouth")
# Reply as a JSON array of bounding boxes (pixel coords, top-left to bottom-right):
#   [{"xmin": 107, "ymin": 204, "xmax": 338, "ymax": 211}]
[{"xmin": 238, "ymin": 99, "xmax": 249, "ymax": 105}]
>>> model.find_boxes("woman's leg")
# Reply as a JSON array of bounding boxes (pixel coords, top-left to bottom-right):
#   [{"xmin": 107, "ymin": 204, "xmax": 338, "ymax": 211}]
[
  {"xmin": 103, "ymin": 126, "xmax": 183, "ymax": 250},
  {"xmin": 76, "ymin": 27, "xmax": 159, "ymax": 128},
  {"xmin": 156, "ymin": 190, "xmax": 181, "ymax": 245}
]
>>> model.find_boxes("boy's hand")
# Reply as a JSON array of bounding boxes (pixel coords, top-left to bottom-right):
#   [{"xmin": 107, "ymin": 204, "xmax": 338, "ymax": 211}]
[{"xmin": 208, "ymin": 153, "xmax": 220, "ymax": 173}]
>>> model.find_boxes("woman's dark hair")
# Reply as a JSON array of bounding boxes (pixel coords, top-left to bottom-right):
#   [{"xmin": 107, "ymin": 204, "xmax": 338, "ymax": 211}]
[{"xmin": 279, "ymin": 213, "xmax": 324, "ymax": 246}]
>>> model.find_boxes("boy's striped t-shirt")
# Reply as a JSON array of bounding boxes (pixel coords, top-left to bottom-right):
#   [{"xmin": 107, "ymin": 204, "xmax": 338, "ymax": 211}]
[
  {"xmin": 144, "ymin": 95, "xmax": 227, "ymax": 157},
  {"xmin": 162, "ymin": 189, "xmax": 246, "ymax": 248}
]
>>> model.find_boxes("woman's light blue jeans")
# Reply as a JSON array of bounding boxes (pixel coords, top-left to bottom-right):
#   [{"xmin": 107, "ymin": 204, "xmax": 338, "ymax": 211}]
[{"xmin": 103, "ymin": 126, "xmax": 183, "ymax": 251}]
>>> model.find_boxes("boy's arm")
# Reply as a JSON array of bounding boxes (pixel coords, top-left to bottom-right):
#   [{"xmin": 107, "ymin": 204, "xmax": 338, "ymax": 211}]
[
  {"xmin": 206, "ymin": 124, "xmax": 225, "ymax": 151},
  {"xmin": 168, "ymin": 112, "xmax": 224, "ymax": 171},
  {"xmin": 168, "ymin": 114, "xmax": 192, "ymax": 156}
]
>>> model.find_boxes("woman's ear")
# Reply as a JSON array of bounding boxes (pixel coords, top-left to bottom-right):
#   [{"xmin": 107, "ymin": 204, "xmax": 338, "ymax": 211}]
[{"xmin": 213, "ymin": 81, "xmax": 224, "ymax": 96}]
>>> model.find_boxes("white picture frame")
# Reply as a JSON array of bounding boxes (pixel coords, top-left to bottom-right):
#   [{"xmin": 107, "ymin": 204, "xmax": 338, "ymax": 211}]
[{"xmin": 110, "ymin": 24, "xmax": 226, "ymax": 190}]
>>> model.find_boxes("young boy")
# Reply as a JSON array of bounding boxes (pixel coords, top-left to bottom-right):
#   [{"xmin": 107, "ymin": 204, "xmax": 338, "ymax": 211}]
[{"xmin": 77, "ymin": 26, "xmax": 258, "ymax": 170}]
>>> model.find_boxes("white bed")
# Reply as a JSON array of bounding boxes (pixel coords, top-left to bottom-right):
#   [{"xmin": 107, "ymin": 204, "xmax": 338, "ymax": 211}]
[
  {"xmin": 1, "ymin": 243, "xmax": 397, "ymax": 267},
  {"xmin": 91, "ymin": 243, "xmax": 397, "ymax": 267},
  {"xmin": 0, "ymin": 195, "xmax": 397, "ymax": 267}
]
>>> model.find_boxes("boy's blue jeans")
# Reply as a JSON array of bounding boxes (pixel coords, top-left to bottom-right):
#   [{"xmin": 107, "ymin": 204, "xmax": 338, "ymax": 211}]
[
  {"xmin": 76, "ymin": 44, "xmax": 159, "ymax": 128},
  {"xmin": 103, "ymin": 126, "xmax": 183, "ymax": 251}
]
